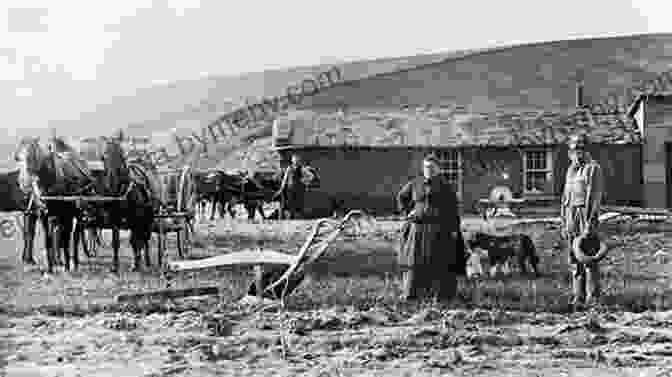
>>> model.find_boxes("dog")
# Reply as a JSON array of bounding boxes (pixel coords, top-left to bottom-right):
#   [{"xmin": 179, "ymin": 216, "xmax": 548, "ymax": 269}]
[{"xmin": 466, "ymin": 231, "xmax": 539, "ymax": 277}]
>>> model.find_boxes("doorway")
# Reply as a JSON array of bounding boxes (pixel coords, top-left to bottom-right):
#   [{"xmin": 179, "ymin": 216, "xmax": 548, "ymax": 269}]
[{"xmin": 667, "ymin": 143, "xmax": 672, "ymax": 208}]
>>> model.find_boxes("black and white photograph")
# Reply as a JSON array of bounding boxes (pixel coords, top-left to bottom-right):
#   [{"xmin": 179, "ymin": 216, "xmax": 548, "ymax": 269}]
[{"xmin": 1, "ymin": 1, "xmax": 671, "ymax": 376}]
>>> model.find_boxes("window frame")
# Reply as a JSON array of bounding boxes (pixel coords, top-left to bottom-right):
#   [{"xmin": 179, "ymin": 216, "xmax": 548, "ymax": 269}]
[
  {"xmin": 435, "ymin": 149, "xmax": 463, "ymax": 200},
  {"xmin": 522, "ymin": 148, "xmax": 554, "ymax": 196}
]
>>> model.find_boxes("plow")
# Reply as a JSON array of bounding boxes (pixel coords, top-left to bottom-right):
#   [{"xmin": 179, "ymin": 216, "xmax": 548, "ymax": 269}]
[{"xmin": 115, "ymin": 210, "xmax": 369, "ymax": 306}]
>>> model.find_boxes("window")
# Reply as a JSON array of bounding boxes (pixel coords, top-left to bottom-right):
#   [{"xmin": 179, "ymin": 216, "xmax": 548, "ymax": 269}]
[
  {"xmin": 436, "ymin": 149, "xmax": 463, "ymax": 199},
  {"xmin": 523, "ymin": 150, "xmax": 554, "ymax": 195}
]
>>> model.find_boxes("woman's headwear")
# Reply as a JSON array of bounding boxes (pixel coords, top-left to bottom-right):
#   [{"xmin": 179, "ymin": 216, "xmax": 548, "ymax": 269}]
[
  {"xmin": 567, "ymin": 133, "xmax": 588, "ymax": 150},
  {"xmin": 572, "ymin": 232, "xmax": 609, "ymax": 263},
  {"xmin": 423, "ymin": 153, "xmax": 440, "ymax": 165}
]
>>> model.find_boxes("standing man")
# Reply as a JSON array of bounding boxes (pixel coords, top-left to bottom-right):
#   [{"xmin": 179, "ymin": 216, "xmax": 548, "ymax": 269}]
[
  {"xmin": 560, "ymin": 134, "xmax": 604, "ymax": 307},
  {"xmin": 396, "ymin": 153, "xmax": 465, "ymax": 301},
  {"xmin": 276, "ymin": 154, "xmax": 307, "ymax": 220}
]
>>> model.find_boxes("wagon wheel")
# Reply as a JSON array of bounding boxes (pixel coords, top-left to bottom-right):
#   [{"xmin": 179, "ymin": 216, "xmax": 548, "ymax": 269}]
[{"xmin": 176, "ymin": 165, "xmax": 196, "ymax": 258}]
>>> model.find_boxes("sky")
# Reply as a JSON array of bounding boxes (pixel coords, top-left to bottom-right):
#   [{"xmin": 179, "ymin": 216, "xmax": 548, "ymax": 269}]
[{"xmin": 0, "ymin": 0, "xmax": 669, "ymax": 137}]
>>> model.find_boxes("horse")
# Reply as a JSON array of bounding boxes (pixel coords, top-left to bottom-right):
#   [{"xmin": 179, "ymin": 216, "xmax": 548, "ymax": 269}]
[
  {"xmin": 240, "ymin": 170, "xmax": 283, "ymax": 220},
  {"xmin": 188, "ymin": 170, "xmax": 214, "ymax": 221},
  {"xmin": 76, "ymin": 138, "xmax": 156, "ymax": 272},
  {"xmin": 204, "ymin": 169, "xmax": 280, "ymax": 221},
  {"xmin": 70, "ymin": 163, "xmax": 107, "ymax": 259},
  {"xmin": 0, "ymin": 166, "xmax": 49, "ymax": 265},
  {"xmin": 194, "ymin": 170, "xmax": 238, "ymax": 220},
  {"xmin": 14, "ymin": 137, "xmax": 92, "ymax": 273}
]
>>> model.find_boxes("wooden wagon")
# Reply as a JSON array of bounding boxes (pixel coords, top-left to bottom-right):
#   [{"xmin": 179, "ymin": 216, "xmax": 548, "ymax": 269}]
[
  {"xmin": 37, "ymin": 161, "xmax": 197, "ymax": 266},
  {"xmin": 152, "ymin": 165, "xmax": 197, "ymax": 262}
]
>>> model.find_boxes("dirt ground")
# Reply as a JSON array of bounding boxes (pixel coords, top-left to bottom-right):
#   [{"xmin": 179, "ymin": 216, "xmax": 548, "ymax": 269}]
[{"xmin": 1, "ymin": 213, "xmax": 672, "ymax": 376}]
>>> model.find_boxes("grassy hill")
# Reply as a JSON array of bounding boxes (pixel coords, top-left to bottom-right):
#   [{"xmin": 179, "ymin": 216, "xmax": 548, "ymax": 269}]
[
  {"xmin": 300, "ymin": 33, "xmax": 672, "ymax": 112},
  {"xmin": 5, "ymin": 33, "xmax": 672, "ymax": 171},
  {"xmin": 75, "ymin": 50, "xmax": 483, "ymax": 140},
  {"xmin": 174, "ymin": 33, "xmax": 672, "ymax": 171}
]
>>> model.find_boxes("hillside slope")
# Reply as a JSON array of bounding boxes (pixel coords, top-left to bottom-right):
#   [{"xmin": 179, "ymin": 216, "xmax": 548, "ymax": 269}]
[
  {"xmin": 300, "ymin": 33, "xmax": 672, "ymax": 112},
  {"xmin": 176, "ymin": 33, "xmax": 672, "ymax": 171},
  {"xmin": 5, "ymin": 34, "xmax": 671, "ymax": 172},
  {"xmin": 76, "ymin": 50, "xmax": 484, "ymax": 139}
]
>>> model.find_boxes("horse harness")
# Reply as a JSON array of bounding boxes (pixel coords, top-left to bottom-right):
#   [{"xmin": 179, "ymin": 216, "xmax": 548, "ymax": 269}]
[{"xmin": 20, "ymin": 140, "xmax": 149, "ymax": 230}]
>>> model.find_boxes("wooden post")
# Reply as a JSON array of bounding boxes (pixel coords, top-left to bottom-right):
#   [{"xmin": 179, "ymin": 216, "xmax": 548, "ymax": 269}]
[
  {"xmin": 254, "ymin": 247, "xmax": 264, "ymax": 299},
  {"xmin": 158, "ymin": 209, "xmax": 165, "ymax": 266},
  {"xmin": 176, "ymin": 228, "xmax": 183, "ymax": 259},
  {"xmin": 624, "ymin": 250, "xmax": 631, "ymax": 290},
  {"xmin": 254, "ymin": 264, "xmax": 264, "ymax": 299}
]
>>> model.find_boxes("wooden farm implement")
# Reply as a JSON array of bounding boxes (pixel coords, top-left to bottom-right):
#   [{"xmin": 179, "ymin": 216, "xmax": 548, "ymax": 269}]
[
  {"xmin": 150, "ymin": 165, "xmax": 197, "ymax": 262},
  {"xmin": 36, "ymin": 162, "xmax": 197, "ymax": 265},
  {"xmin": 115, "ymin": 210, "xmax": 369, "ymax": 306}
]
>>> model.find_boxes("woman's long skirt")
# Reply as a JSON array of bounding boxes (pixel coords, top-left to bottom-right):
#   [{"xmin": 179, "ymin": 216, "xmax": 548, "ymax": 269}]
[{"xmin": 398, "ymin": 222, "xmax": 460, "ymax": 301}]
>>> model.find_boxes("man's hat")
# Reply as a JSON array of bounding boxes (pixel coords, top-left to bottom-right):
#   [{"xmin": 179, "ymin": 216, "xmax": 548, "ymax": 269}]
[
  {"xmin": 567, "ymin": 133, "xmax": 588, "ymax": 150},
  {"xmin": 572, "ymin": 232, "xmax": 609, "ymax": 264}
]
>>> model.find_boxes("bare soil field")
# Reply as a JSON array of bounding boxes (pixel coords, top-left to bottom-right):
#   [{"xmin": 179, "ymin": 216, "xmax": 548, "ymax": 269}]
[{"xmin": 1, "ymin": 213, "xmax": 672, "ymax": 376}]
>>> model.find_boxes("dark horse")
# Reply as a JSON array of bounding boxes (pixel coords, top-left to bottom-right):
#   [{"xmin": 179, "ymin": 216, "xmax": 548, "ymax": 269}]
[
  {"xmin": 0, "ymin": 167, "xmax": 49, "ymax": 266},
  {"xmin": 74, "ymin": 138, "xmax": 156, "ymax": 272},
  {"xmin": 14, "ymin": 137, "xmax": 89, "ymax": 273},
  {"xmin": 195, "ymin": 169, "xmax": 283, "ymax": 221},
  {"xmin": 194, "ymin": 170, "xmax": 237, "ymax": 220},
  {"xmin": 243, "ymin": 170, "xmax": 283, "ymax": 220}
]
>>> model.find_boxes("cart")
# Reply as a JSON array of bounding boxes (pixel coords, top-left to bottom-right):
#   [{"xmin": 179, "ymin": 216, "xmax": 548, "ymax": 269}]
[
  {"xmin": 152, "ymin": 164, "xmax": 197, "ymax": 262},
  {"xmin": 38, "ymin": 162, "xmax": 197, "ymax": 266}
]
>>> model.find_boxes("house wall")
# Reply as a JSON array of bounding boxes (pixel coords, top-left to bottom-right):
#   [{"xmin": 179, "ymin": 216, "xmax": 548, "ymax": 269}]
[
  {"xmin": 642, "ymin": 96, "xmax": 672, "ymax": 208},
  {"xmin": 278, "ymin": 147, "xmax": 425, "ymax": 215},
  {"xmin": 564, "ymin": 144, "xmax": 643, "ymax": 206},
  {"xmin": 459, "ymin": 147, "xmax": 524, "ymax": 212},
  {"xmin": 279, "ymin": 144, "xmax": 643, "ymax": 216},
  {"xmin": 668, "ymin": 143, "xmax": 672, "ymax": 207},
  {"xmin": 456, "ymin": 145, "xmax": 642, "ymax": 211}
]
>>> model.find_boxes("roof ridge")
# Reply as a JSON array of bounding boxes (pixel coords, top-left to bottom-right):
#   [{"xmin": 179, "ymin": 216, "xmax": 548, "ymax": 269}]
[{"xmin": 395, "ymin": 106, "xmax": 626, "ymax": 118}]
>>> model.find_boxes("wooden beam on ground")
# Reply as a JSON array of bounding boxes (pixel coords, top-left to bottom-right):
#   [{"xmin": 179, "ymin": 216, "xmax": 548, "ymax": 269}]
[
  {"xmin": 41, "ymin": 195, "xmax": 125, "ymax": 202},
  {"xmin": 154, "ymin": 212, "xmax": 193, "ymax": 219},
  {"xmin": 115, "ymin": 286, "xmax": 220, "ymax": 303},
  {"xmin": 504, "ymin": 217, "xmax": 562, "ymax": 226},
  {"xmin": 599, "ymin": 212, "xmax": 623, "ymax": 222},
  {"xmin": 237, "ymin": 294, "xmax": 280, "ymax": 307},
  {"xmin": 168, "ymin": 249, "xmax": 297, "ymax": 272},
  {"xmin": 601, "ymin": 205, "xmax": 672, "ymax": 217}
]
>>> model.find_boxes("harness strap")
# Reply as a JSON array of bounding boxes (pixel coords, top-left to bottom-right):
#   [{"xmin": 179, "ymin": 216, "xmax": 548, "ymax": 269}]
[
  {"xmin": 24, "ymin": 192, "xmax": 34, "ymax": 215},
  {"xmin": 123, "ymin": 181, "xmax": 136, "ymax": 199},
  {"xmin": 53, "ymin": 152, "xmax": 97, "ymax": 187}
]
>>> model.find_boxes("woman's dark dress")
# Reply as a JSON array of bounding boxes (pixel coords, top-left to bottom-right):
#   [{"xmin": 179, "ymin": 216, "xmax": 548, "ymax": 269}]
[{"xmin": 396, "ymin": 174, "xmax": 466, "ymax": 300}]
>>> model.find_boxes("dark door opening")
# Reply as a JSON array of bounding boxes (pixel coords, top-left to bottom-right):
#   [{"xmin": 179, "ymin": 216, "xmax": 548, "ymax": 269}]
[{"xmin": 667, "ymin": 143, "xmax": 672, "ymax": 208}]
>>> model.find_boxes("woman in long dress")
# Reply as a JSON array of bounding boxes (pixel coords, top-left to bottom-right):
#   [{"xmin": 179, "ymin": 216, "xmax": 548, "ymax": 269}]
[{"xmin": 396, "ymin": 153, "xmax": 466, "ymax": 301}]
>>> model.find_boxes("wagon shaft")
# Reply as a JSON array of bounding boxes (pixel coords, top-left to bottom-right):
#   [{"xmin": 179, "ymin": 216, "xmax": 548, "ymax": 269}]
[{"xmin": 41, "ymin": 195, "xmax": 126, "ymax": 202}]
